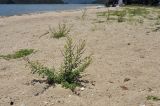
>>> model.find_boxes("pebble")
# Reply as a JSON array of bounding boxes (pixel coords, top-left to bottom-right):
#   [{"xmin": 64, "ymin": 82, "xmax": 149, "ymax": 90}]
[
  {"xmin": 80, "ymin": 87, "xmax": 85, "ymax": 91},
  {"xmin": 43, "ymin": 101, "xmax": 48, "ymax": 104},
  {"xmin": 20, "ymin": 103, "xmax": 26, "ymax": 106},
  {"xmin": 139, "ymin": 104, "xmax": 145, "ymax": 106}
]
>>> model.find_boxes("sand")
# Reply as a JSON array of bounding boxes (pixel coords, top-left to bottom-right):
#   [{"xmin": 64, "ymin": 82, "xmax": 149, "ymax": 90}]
[{"xmin": 0, "ymin": 6, "xmax": 160, "ymax": 106}]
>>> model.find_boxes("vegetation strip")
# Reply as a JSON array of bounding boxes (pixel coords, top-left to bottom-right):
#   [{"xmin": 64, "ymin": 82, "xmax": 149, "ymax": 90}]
[{"xmin": 0, "ymin": 49, "xmax": 34, "ymax": 60}]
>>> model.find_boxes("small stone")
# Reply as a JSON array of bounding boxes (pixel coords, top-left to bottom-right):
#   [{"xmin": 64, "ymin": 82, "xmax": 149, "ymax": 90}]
[
  {"xmin": 43, "ymin": 101, "xmax": 48, "ymax": 104},
  {"xmin": 127, "ymin": 43, "xmax": 131, "ymax": 45},
  {"xmin": 80, "ymin": 87, "xmax": 85, "ymax": 91},
  {"xmin": 90, "ymin": 81, "xmax": 95, "ymax": 86},
  {"xmin": 109, "ymin": 81, "xmax": 114, "ymax": 83},
  {"xmin": 120, "ymin": 86, "xmax": 128, "ymax": 90},
  {"xmin": 146, "ymin": 31, "xmax": 150, "ymax": 34},
  {"xmin": 10, "ymin": 101, "xmax": 14, "ymax": 105},
  {"xmin": 140, "ymin": 55, "xmax": 145, "ymax": 58},
  {"xmin": 57, "ymin": 100, "xmax": 61, "ymax": 103},
  {"xmin": 74, "ymin": 91, "xmax": 80, "ymax": 96},
  {"xmin": 148, "ymin": 88, "xmax": 153, "ymax": 92},
  {"xmin": 68, "ymin": 95, "xmax": 71, "ymax": 97},
  {"xmin": 34, "ymin": 93, "xmax": 39, "ymax": 96},
  {"xmin": 139, "ymin": 104, "xmax": 145, "ymax": 106},
  {"xmin": 124, "ymin": 78, "xmax": 130, "ymax": 82}
]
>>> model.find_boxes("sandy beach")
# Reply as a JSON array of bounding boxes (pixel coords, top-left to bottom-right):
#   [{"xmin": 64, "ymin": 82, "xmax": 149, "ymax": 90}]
[{"xmin": 0, "ymin": 6, "xmax": 160, "ymax": 106}]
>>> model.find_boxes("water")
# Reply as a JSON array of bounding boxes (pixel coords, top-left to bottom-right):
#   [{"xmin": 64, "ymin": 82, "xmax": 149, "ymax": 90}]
[
  {"xmin": 64, "ymin": 0, "xmax": 95, "ymax": 4},
  {"xmin": 0, "ymin": 4, "xmax": 98, "ymax": 16}
]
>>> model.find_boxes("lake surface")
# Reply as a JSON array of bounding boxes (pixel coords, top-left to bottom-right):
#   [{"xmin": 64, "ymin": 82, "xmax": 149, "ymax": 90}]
[{"xmin": 0, "ymin": 4, "xmax": 98, "ymax": 16}]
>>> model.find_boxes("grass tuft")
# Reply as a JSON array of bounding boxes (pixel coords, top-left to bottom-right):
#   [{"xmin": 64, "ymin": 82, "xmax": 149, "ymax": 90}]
[
  {"xmin": 146, "ymin": 95, "xmax": 160, "ymax": 101},
  {"xmin": 117, "ymin": 10, "xmax": 126, "ymax": 22},
  {"xmin": 81, "ymin": 8, "xmax": 87, "ymax": 20},
  {"xmin": 0, "ymin": 49, "xmax": 34, "ymax": 60},
  {"xmin": 49, "ymin": 23, "xmax": 70, "ymax": 39}
]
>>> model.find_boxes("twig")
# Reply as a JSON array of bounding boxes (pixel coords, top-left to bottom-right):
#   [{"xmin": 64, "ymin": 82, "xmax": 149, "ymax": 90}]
[{"xmin": 39, "ymin": 31, "xmax": 49, "ymax": 38}]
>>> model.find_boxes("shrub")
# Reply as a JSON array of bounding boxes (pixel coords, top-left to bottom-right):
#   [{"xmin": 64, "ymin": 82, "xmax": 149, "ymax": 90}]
[
  {"xmin": 57, "ymin": 36, "xmax": 92, "ymax": 90},
  {"xmin": 0, "ymin": 49, "xmax": 34, "ymax": 60},
  {"xmin": 49, "ymin": 23, "xmax": 70, "ymax": 39},
  {"xmin": 27, "ymin": 36, "xmax": 92, "ymax": 91}
]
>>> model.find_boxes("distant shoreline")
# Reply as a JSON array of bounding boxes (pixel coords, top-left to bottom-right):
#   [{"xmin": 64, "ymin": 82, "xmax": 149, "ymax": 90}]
[
  {"xmin": 0, "ymin": 0, "xmax": 105, "ymax": 4},
  {"xmin": 0, "ymin": 9, "xmax": 81, "ymax": 18}
]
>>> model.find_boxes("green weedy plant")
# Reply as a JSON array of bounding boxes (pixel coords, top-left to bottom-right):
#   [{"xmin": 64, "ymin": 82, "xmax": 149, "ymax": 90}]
[
  {"xmin": 57, "ymin": 36, "xmax": 92, "ymax": 90},
  {"xmin": 49, "ymin": 23, "xmax": 70, "ymax": 39},
  {"xmin": 25, "ymin": 59, "xmax": 56, "ymax": 84},
  {"xmin": 27, "ymin": 36, "xmax": 92, "ymax": 91},
  {"xmin": 0, "ymin": 49, "xmax": 34, "ymax": 60}
]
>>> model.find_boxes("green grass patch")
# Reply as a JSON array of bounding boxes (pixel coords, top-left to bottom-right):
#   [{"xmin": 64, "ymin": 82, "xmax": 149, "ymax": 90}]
[
  {"xmin": 0, "ymin": 49, "xmax": 34, "ymax": 60},
  {"xmin": 96, "ymin": 7, "xmax": 150, "ymax": 23},
  {"xmin": 126, "ymin": 7, "xmax": 149, "ymax": 17},
  {"xmin": 146, "ymin": 95, "xmax": 160, "ymax": 101}
]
